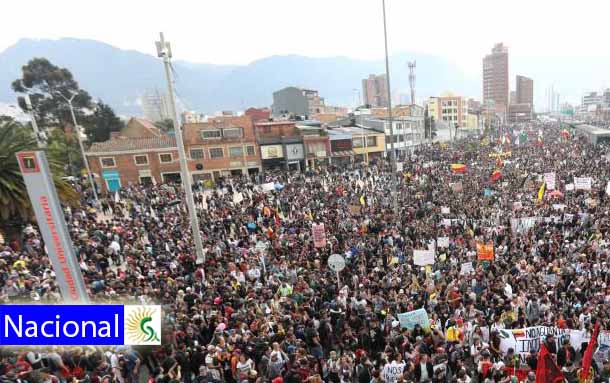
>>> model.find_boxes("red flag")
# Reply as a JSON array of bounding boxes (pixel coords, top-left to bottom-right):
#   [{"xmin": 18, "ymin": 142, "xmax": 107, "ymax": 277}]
[
  {"xmin": 580, "ymin": 321, "xmax": 600, "ymax": 381},
  {"xmin": 490, "ymin": 170, "xmax": 502, "ymax": 183},
  {"xmin": 536, "ymin": 343, "xmax": 564, "ymax": 383}
]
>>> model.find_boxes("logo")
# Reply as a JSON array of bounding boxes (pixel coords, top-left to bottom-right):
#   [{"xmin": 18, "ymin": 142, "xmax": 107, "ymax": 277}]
[
  {"xmin": 0, "ymin": 305, "xmax": 161, "ymax": 346},
  {"xmin": 124, "ymin": 305, "xmax": 161, "ymax": 345}
]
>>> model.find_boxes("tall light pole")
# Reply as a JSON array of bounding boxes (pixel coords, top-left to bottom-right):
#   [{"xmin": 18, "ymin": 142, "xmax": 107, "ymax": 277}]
[
  {"xmin": 156, "ymin": 32, "xmax": 206, "ymax": 266},
  {"xmin": 382, "ymin": 0, "xmax": 398, "ymax": 214},
  {"xmin": 58, "ymin": 93, "xmax": 99, "ymax": 202},
  {"xmin": 353, "ymin": 89, "xmax": 367, "ymax": 164},
  {"xmin": 23, "ymin": 95, "xmax": 46, "ymax": 148}
]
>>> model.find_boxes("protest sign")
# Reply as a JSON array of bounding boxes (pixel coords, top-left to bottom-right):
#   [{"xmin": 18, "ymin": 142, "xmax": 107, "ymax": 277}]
[
  {"xmin": 450, "ymin": 182, "xmax": 463, "ymax": 193},
  {"xmin": 398, "ymin": 308, "xmax": 430, "ymax": 330},
  {"xmin": 460, "ymin": 262, "xmax": 474, "ymax": 275},
  {"xmin": 437, "ymin": 237, "xmax": 450, "ymax": 248},
  {"xmin": 574, "ymin": 177, "xmax": 592, "ymax": 191},
  {"xmin": 413, "ymin": 250, "xmax": 435, "ymax": 266},
  {"xmin": 441, "ymin": 206, "xmax": 450, "ymax": 215},
  {"xmin": 260, "ymin": 182, "xmax": 275, "ymax": 193},
  {"xmin": 565, "ymin": 183, "xmax": 574, "ymax": 191},
  {"xmin": 311, "ymin": 223, "xmax": 326, "ymax": 248},
  {"xmin": 542, "ymin": 274, "xmax": 557, "ymax": 285},
  {"xmin": 544, "ymin": 172, "xmax": 556, "ymax": 190},
  {"xmin": 476, "ymin": 243, "xmax": 494, "ymax": 261}
]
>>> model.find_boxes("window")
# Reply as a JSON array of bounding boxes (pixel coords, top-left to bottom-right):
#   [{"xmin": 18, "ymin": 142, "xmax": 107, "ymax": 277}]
[
  {"xmin": 159, "ymin": 153, "xmax": 173, "ymax": 163},
  {"xmin": 209, "ymin": 148, "xmax": 223, "ymax": 159},
  {"xmin": 134, "ymin": 155, "xmax": 148, "ymax": 165},
  {"xmin": 190, "ymin": 148, "xmax": 204, "ymax": 160},
  {"xmin": 223, "ymin": 127, "xmax": 243, "ymax": 138},
  {"xmin": 229, "ymin": 146, "xmax": 244, "ymax": 157},
  {"xmin": 201, "ymin": 129, "xmax": 221, "ymax": 139},
  {"xmin": 263, "ymin": 126, "xmax": 271, "ymax": 134},
  {"xmin": 246, "ymin": 146, "xmax": 255, "ymax": 156},
  {"xmin": 366, "ymin": 136, "xmax": 377, "ymax": 147},
  {"xmin": 352, "ymin": 137, "xmax": 364, "ymax": 148},
  {"xmin": 100, "ymin": 157, "xmax": 116, "ymax": 168}
]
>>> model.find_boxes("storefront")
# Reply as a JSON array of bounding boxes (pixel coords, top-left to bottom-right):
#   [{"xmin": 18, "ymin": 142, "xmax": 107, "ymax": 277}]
[{"xmin": 285, "ymin": 143, "xmax": 305, "ymax": 172}]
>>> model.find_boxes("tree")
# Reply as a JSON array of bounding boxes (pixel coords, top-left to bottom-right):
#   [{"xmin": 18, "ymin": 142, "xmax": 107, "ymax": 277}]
[
  {"xmin": 0, "ymin": 117, "xmax": 78, "ymax": 221},
  {"xmin": 84, "ymin": 100, "xmax": 124, "ymax": 142},
  {"xmin": 154, "ymin": 118, "xmax": 174, "ymax": 133},
  {"xmin": 46, "ymin": 129, "xmax": 83, "ymax": 176},
  {"xmin": 12, "ymin": 58, "xmax": 92, "ymax": 129}
]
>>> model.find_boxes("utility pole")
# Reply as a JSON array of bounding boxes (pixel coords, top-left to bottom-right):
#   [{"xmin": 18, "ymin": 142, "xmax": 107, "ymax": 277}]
[
  {"xmin": 382, "ymin": 0, "xmax": 398, "ymax": 214},
  {"xmin": 156, "ymin": 33, "xmax": 206, "ymax": 267},
  {"xmin": 23, "ymin": 95, "xmax": 46, "ymax": 148},
  {"xmin": 59, "ymin": 93, "xmax": 99, "ymax": 202}
]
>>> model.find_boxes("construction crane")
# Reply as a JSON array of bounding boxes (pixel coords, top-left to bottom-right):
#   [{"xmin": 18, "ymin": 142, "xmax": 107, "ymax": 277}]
[{"xmin": 408, "ymin": 61, "xmax": 416, "ymax": 105}]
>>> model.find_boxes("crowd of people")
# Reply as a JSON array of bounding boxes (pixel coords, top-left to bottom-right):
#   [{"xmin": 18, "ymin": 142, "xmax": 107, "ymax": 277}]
[{"xmin": 2, "ymin": 121, "xmax": 610, "ymax": 383}]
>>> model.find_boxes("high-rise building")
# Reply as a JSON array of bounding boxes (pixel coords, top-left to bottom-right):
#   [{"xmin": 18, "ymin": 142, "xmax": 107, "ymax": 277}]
[
  {"xmin": 515, "ymin": 75, "xmax": 533, "ymax": 105},
  {"xmin": 482, "ymin": 43, "xmax": 509, "ymax": 113},
  {"xmin": 362, "ymin": 74, "xmax": 388, "ymax": 107},
  {"xmin": 141, "ymin": 89, "xmax": 172, "ymax": 122}
]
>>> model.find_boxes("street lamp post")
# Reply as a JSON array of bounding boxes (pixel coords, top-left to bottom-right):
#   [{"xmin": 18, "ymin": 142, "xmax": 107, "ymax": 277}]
[
  {"xmin": 59, "ymin": 93, "xmax": 99, "ymax": 202},
  {"xmin": 156, "ymin": 32, "xmax": 206, "ymax": 267},
  {"xmin": 23, "ymin": 95, "xmax": 46, "ymax": 148}
]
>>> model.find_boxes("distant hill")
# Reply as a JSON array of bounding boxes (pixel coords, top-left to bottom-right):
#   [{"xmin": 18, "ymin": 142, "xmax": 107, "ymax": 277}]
[{"xmin": 0, "ymin": 38, "xmax": 477, "ymax": 115}]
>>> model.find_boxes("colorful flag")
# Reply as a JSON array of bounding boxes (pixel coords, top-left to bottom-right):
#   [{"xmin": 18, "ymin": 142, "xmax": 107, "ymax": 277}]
[
  {"xmin": 535, "ymin": 343, "xmax": 564, "ymax": 383},
  {"xmin": 580, "ymin": 321, "xmax": 600, "ymax": 381},
  {"xmin": 451, "ymin": 164, "xmax": 467, "ymax": 174},
  {"xmin": 490, "ymin": 170, "xmax": 502, "ymax": 182},
  {"xmin": 537, "ymin": 182, "xmax": 546, "ymax": 201},
  {"xmin": 476, "ymin": 242, "xmax": 494, "ymax": 261}
]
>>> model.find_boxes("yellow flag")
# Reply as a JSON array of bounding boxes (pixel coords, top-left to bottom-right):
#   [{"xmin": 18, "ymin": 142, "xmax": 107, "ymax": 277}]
[
  {"xmin": 359, "ymin": 195, "xmax": 366, "ymax": 206},
  {"xmin": 538, "ymin": 182, "xmax": 546, "ymax": 201}
]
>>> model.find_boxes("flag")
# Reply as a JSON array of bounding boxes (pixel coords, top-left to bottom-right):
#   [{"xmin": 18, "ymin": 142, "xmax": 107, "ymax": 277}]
[
  {"xmin": 536, "ymin": 129, "xmax": 544, "ymax": 146},
  {"xmin": 505, "ymin": 134, "xmax": 511, "ymax": 146},
  {"xmin": 114, "ymin": 191, "xmax": 120, "ymax": 203},
  {"xmin": 536, "ymin": 343, "xmax": 564, "ymax": 383},
  {"xmin": 490, "ymin": 170, "xmax": 502, "ymax": 183},
  {"xmin": 580, "ymin": 321, "xmax": 600, "ymax": 381},
  {"xmin": 451, "ymin": 164, "xmax": 467, "ymax": 174},
  {"xmin": 519, "ymin": 131, "xmax": 527, "ymax": 144},
  {"xmin": 495, "ymin": 157, "xmax": 504, "ymax": 168},
  {"xmin": 538, "ymin": 182, "xmax": 546, "ymax": 201},
  {"xmin": 359, "ymin": 195, "xmax": 366, "ymax": 206},
  {"xmin": 476, "ymin": 242, "xmax": 494, "ymax": 261},
  {"xmin": 560, "ymin": 129, "xmax": 570, "ymax": 139}
]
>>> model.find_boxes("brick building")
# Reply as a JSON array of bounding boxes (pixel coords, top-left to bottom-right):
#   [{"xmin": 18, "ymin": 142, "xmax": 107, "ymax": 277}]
[
  {"xmin": 183, "ymin": 115, "xmax": 261, "ymax": 180},
  {"xmin": 244, "ymin": 107, "xmax": 272, "ymax": 123}
]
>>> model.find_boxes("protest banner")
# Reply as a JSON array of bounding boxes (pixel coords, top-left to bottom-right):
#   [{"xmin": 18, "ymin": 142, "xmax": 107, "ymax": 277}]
[
  {"xmin": 476, "ymin": 243, "xmax": 494, "ymax": 261},
  {"xmin": 544, "ymin": 172, "xmax": 556, "ymax": 190},
  {"xmin": 542, "ymin": 274, "xmax": 557, "ymax": 285},
  {"xmin": 260, "ymin": 182, "xmax": 275, "ymax": 193},
  {"xmin": 413, "ymin": 249, "xmax": 435, "ymax": 266},
  {"xmin": 460, "ymin": 262, "xmax": 474, "ymax": 275},
  {"xmin": 574, "ymin": 177, "xmax": 592, "ymax": 191},
  {"xmin": 437, "ymin": 237, "xmax": 450, "ymax": 248},
  {"xmin": 398, "ymin": 308, "xmax": 430, "ymax": 330},
  {"xmin": 311, "ymin": 223, "xmax": 326, "ymax": 248},
  {"xmin": 499, "ymin": 326, "xmax": 610, "ymax": 364}
]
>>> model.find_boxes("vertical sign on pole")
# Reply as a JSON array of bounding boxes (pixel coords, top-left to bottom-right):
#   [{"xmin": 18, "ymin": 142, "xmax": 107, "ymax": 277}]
[{"xmin": 16, "ymin": 151, "xmax": 89, "ymax": 303}]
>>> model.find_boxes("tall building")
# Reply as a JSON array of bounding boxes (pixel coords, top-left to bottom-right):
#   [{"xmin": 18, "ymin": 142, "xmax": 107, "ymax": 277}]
[
  {"xmin": 362, "ymin": 74, "xmax": 388, "ymax": 107},
  {"xmin": 482, "ymin": 43, "xmax": 509, "ymax": 113},
  {"xmin": 271, "ymin": 87, "xmax": 325, "ymax": 117},
  {"xmin": 515, "ymin": 75, "xmax": 533, "ymax": 105},
  {"xmin": 141, "ymin": 89, "xmax": 172, "ymax": 122}
]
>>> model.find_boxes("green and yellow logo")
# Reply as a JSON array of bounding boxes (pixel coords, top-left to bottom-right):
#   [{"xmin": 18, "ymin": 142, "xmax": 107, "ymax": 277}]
[{"xmin": 124, "ymin": 305, "xmax": 161, "ymax": 345}]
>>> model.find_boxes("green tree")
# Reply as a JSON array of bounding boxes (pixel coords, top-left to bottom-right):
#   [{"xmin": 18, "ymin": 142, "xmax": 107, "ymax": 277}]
[
  {"xmin": 154, "ymin": 118, "xmax": 174, "ymax": 132},
  {"xmin": 85, "ymin": 100, "xmax": 124, "ymax": 142},
  {"xmin": 0, "ymin": 117, "xmax": 78, "ymax": 221},
  {"xmin": 46, "ymin": 129, "xmax": 83, "ymax": 176},
  {"xmin": 12, "ymin": 58, "xmax": 92, "ymax": 130}
]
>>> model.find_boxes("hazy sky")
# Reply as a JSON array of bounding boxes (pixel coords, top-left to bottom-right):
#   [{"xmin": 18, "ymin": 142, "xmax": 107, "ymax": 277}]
[{"xmin": 3, "ymin": 0, "xmax": 608, "ymax": 77}]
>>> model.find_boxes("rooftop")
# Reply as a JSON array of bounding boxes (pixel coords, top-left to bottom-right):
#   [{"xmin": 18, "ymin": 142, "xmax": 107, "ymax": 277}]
[
  {"xmin": 87, "ymin": 136, "xmax": 177, "ymax": 153},
  {"xmin": 575, "ymin": 124, "xmax": 610, "ymax": 136}
]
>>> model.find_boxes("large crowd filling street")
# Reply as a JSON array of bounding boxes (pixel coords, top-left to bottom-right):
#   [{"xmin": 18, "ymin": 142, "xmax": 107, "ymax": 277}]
[{"xmin": 3, "ymin": 121, "xmax": 610, "ymax": 383}]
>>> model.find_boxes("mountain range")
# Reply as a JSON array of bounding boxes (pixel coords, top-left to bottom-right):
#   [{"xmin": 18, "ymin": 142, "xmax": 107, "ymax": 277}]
[
  {"xmin": 0, "ymin": 38, "xmax": 477, "ymax": 116},
  {"xmin": 1, "ymin": 38, "xmax": 609, "ymax": 116}
]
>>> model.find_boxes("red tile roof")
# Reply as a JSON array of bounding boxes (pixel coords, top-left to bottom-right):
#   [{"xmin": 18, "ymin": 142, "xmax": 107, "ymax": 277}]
[{"xmin": 87, "ymin": 136, "xmax": 177, "ymax": 153}]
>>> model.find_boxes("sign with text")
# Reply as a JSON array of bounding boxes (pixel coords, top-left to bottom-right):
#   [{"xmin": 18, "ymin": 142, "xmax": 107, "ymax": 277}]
[
  {"xmin": 544, "ymin": 172, "xmax": 556, "ymax": 190},
  {"xmin": 413, "ymin": 249, "xmax": 435, "ymax": 266},
  {"xmin": 312, "ymin": 223, "xmax": 326, "ymax": 248},
  {"xmin": 398, "ymin": 308, "xmax": 430, "ymax": 330},
  {"xmin": 574, "ymin": 177, "xmax": 592, "ymax": 191}
]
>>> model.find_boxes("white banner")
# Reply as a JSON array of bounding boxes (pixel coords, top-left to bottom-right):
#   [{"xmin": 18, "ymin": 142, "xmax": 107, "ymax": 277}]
[
  {"xmin": 260, "ymin": 182, "xmax": 275, "ymax": 193},
  {"xmin": 413, "ymin": 249, "xmax": 435, "ymax": 266},
  {"xmin": 574, "ymin": 177, "xmax": 592, "ymax": 191},
  {"xmin": 398, "ymin": 308, "xmax": 430, "ymax": 330},
  {"xmin": 544, "ymin": 172, "xmax": 556, "ymax": 190},
  {"xmin": 437, "ymin": 237, "xmax": 450, "ymax": 248}
]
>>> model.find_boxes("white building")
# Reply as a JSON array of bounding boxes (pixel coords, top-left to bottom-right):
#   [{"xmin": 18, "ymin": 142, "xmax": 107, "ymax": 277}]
[{"xmin": 141, "ymin": 89, "xmax": 172, "ymax": 122}]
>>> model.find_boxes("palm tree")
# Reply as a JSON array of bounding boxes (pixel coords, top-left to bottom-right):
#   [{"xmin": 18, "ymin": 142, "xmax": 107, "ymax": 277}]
[{"xmin": 0, "ymin": 117, "xmax": 78, "ymax": 221}]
